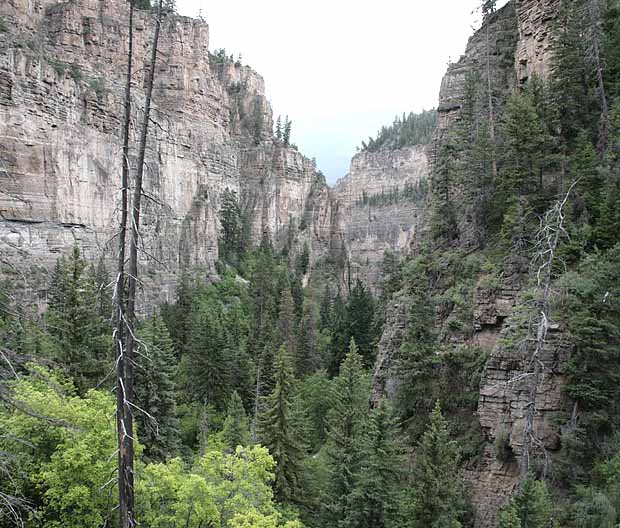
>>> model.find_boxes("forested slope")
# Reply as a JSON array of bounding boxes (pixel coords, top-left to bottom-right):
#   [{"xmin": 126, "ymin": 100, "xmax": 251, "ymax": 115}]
[{"xmin": 1, "ymin": 0, "xmax": 620, "ymax": 528}]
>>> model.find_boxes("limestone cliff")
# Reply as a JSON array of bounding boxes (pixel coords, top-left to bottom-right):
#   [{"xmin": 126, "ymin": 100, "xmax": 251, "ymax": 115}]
[
  {"xmin": 370, "ymin": 1, "xmax": 566, "ymax": 526},
  {"xmin": 0, "ymin": 0, "xmax": 329, "ymax": 305},
  {"xmin": 332, "ymin": 145, "xmax": 429, "ymax": 291}
]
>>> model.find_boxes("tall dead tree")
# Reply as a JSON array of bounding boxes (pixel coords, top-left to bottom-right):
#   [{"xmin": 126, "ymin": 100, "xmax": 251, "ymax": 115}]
[
  {"xmin": 114, "ymin": 0, "xmax": 134, "ymax": 526},
  {"xmin": 115, "ymin": 0, "xmax": 164, "ymax": 525},
  {"xmin": 520, "ymin": 182, "xmax": 577, "ymax": 479},
  {"xmin": 585, "ymin": 0, "xmax": 609, "ymax": 153}
]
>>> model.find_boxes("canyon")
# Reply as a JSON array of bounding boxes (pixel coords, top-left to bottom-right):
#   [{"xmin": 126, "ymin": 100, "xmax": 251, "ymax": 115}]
[{"xmin": 0, "ymin": 0, "xmax": 566, "ymax": 526}]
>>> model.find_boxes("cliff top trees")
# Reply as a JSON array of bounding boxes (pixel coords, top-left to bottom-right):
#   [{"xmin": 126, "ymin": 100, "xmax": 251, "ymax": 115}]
[{"xmin": 361, "ymin": 109, "xmax": 437, "ymax": 152}]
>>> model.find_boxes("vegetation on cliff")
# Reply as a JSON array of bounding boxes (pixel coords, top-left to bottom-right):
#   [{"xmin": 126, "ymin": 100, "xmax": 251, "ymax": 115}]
[{"xmin": 2, "ymin": 0, "xmax": 620, "ymax": 527}]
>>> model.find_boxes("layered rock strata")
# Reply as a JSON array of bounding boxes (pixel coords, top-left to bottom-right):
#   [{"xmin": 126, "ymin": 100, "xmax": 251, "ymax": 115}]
[{"xmin": 0, "ymin": 0, "xmax": 328, "ymax": 306}]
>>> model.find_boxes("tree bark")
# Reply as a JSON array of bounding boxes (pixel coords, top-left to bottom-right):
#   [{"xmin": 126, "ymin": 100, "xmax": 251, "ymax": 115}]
[
  {"xmin": 115, "ymin": 1, "xmax": 133, "ymax": 526},
  {"xmin": 120, "ymin": 0, "xmax": 163, "ymax": 525}
]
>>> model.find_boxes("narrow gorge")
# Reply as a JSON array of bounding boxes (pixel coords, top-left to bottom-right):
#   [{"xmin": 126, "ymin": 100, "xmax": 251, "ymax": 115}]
[{"xmin": 1, "ymin": 1, "xmax": 619, "ymax": 528}]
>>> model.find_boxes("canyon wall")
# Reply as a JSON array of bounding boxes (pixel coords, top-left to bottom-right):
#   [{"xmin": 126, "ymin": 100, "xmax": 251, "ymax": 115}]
[
  {"xmin": 0, "ymin": 0, "xmax": 329, "ymax": 306},
  {"xmin": 332, "ymin": 145, "xmax": 429, "ymax": 290},
  {"xmin": 370, "ymin": 2, "xmax": 567, "ymax": 526}
]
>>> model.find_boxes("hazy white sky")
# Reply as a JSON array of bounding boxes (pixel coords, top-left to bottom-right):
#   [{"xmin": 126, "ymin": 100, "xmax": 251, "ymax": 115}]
[{"xmin": 175, "ymin": 1, "xmax": 508, "ymax": 183}]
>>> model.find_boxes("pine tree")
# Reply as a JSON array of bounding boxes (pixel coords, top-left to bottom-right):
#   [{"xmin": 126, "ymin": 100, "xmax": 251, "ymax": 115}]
[
  {"xmin": 322, "ymin": 338, "xmax": 370, "ymax": 525},
  {"xmin": 411, "ymin": 402, "xmax": 468, "ymax": 528},
  {"xmin": 277, "ymin": 287, "xmax": 298, "ymax": 359},
  {"xmin": 297, "ymin": 300, "xmax": 320, "ymax": 377},
  {"xmin": 498, "ymin": 476, "xmax": 554, "ymax": 528},
  {"xmin": 135, "ymin": 311, "xmax": 180, "ymax": 462},
  {"xmin": 258, "ymin": 345, "xmax": 306, "ymax": 503},
  {"xmin": 275, "ymin": 115, "xmax": 283, "ymax": 140},
  {"xmin": 221, "ymin": 390, "xmax": 251, "ymax": 452},
  {"xmin": 345, "ymin": 400, "xmax": 405, "ymax": 528},
  {"xmin": 186, "ymin": 298, "xmax": 231, "ymax": 411},
  {"xmin": 46, "ymin": 244, "xmax": 111, "ymax": 393},
  {"xmin": 346, "ymin": 279, "xmax": 378, "ymax": 368}
]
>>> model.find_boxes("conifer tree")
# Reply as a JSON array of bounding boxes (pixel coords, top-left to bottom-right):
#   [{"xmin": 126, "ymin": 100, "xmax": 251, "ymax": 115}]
[
  {"xmin": 346, "ymin": 279, "xmax": 378, "ymax": 368},
  {"xmin": 345, "ymin": 400, "xmax": 405, "ymax": 528},
  {"xmin": 322, "ymin": 338, "xmax": 370, "ymax": 525},
  {"xmin": 220, "ymin": 189, "xmax": 244, "ymax": 264},
  {"xmin": 498, "ymin": 477, "xmax": 554, "ymax": 528},
  {"xmin": 283, "ymin": 116, "xmax": 292, "ymax": 146},
  {"xmin": 275, "ymin": 115, "xmax": 282, "ymax": 141},
  {"xmin": 327, "ymin": 292, "xmax": 350, "ymax": 376},
  {"xmin": 297, "ymin": 300, "xmax": 320, "ymax": 376},
  {"xmin": 258, "ymin": 345, "xmax": 305, "ymax": 503},
  {"xmin": 430, "ymin": 140, "xmax": 459, "ymax": 244},
  {"xmin": 222, "ymin": 390, "xmax": 251, "ymax": 452},
  {"xmin": 411, "ymin": 402, "xmax": 468, "ymax": 528},
  {"xmin": 135, "ymin": 312, "xmax": 180, "ymax": 461},
  {"xmin": 186, "ymin": 299, "xmax": 231, "ymax": 411},
  {"xmin": 46, "ymin": 245, "xmax": 111, "ymax": 393},
  {"xmin": 397, "ymin": 255, "xmax": 438, "ymax": 428},
  {"xmin": 277, "ymin": 287, "xmax": 298, "ymax": 359}
]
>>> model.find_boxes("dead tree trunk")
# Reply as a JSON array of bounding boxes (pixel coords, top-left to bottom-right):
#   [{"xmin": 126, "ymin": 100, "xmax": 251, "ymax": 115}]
[
  {"xmin": 586, "ymin": 0, "xmax": 609, "ymax": 152},
  {"xmin": 115, "ymin": 1, "xmax": 133, "ymax": 527},
  {"xmin": 520, "ymin": 182, "xmax": 577, "ymax": 479},
  {"xmin": 118, "ymin": 0, "xmax": 163, "ymax": 525}
]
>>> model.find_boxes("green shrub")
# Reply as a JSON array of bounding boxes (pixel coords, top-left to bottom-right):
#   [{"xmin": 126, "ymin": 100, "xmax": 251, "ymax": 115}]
[{"xmin": 0, "ymin": 17, "xmax": 8, "ymax": 33}]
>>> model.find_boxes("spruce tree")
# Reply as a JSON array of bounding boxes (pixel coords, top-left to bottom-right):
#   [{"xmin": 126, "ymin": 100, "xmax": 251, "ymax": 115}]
[
  {"xmin": 498, "ymin": 477, "xmax": 554, "ymax": 528},
  {"xmin": 221, "ymin": 390, "xmax": 251, "ymax": 452},
  {"xmin": 135, "ymin": 311, "xmax": 180, "ymax": 461},
  {"xmin": 322, "ymin": 338, "xmax": 370, "ymax": 525},
  {"xmin": 275, "ymin": 115, "xmax": 282, "ymax": 141},
  {"xmin": 346, "ymin": 279, "xmax": 378, "ymax": 368},
  {"xmin": 345, "ymin": 400, "xmax": 405, "ymax": 528},
  {"xmin": 411, "ymin": 402, "xmax": 468, "ymax": 528},
  {"xmin": 283, "ymin": 116, "xmax": 292, "ymax": 146},
  {"xmin": 277, "ymin": 287, "xmax": 298, "ymax": 359},
  {"xmin": 46, "ymin": 244, "xmax": 111, "ymax": 393},
  {"xmin": 397, "ymin": 255, "xmax": 438, "ymax": 431},
  {"xmin": 186, "ymin": 298, "xmax": 231, "ymax": 411},
  {"xmin": 258, "ymin": 345, "xmax": 305, "ymax": 503},
  {"xmin": 219, "ymin": 189, "xmax": 243, "ymax": 264},
  {"xmin": 327, "ymin": 292, "xmax": 350, "ymax": 376},
  {"xmin": 297, "ymin": 300, "xmax": 320, "ymax": 377}
]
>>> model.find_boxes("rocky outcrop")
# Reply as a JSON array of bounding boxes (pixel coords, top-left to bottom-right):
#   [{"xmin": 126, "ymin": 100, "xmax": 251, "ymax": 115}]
[
  {"xmin": 332, "ymin": 145, "xmax": 429, "ymax": 290},
  {"xmin": 436, "ymin": 2, "xmax": 519, "ymax": 138},
  {"xmin": 0, "ymin": 0, "xmax": 330, "ymax": 305},
  {"xmin": 514, "ymin": 0, "xmax": 561, "ymax": 84},
  {"xmin": 370, "ymin": 2, "xmax": 566, "ymax": 526}
]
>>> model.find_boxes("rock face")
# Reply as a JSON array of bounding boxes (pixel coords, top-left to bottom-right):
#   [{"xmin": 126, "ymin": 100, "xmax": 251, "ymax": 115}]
[
  {"xmin": 369, "ymin": 2, "xmax": 566, "ymax": 527},
  {"xmin": 0, "ymin": 0, "xmax": 330, "ymax": 305},
  {"xmin": 332, "ymin": 145, "xmax": 429, "ymax": 291},
  {"xmin": 514, "ymin": 0, "xmax": 561, "ymax": 84}
]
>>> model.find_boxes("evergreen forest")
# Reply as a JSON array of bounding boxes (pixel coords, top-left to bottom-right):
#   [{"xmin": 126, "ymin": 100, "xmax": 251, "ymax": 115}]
[{"xmin": 1, "ymin": 1, "xmax": 620, "ymax": 528}]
